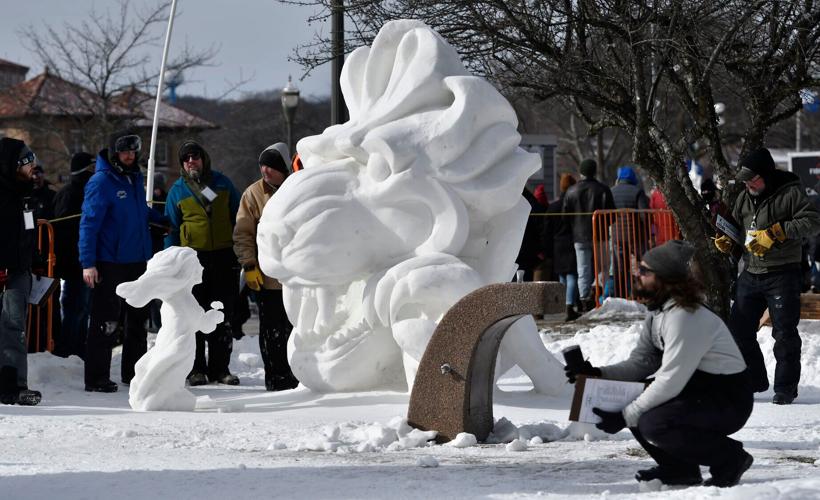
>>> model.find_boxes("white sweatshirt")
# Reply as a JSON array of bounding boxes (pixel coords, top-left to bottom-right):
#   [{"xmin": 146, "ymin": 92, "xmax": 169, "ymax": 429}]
[{"xmin": 600, "ymin": 300, "xmax": 747, "ymax": 427}]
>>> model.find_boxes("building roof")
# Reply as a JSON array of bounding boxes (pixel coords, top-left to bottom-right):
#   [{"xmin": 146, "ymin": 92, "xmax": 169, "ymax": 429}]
[
  {"xmin": 114, "ymin": 88, "xmax": 217, "ymax": 130},
  {"xmin": 0, "ymin": 58, "xmax": 29, "ymax": 72},
  {"xmin": 0, "ymin": 70, "xmax": 134, "ymax": 119}
]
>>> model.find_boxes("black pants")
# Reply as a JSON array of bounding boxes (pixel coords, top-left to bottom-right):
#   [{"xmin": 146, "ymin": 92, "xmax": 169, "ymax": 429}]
[
  {"xmin": 191, "ymin": 248, "xmax": 238, "ymax": 379},
  {"xmin": 257, "ymin": 289, "xmax": 295, "ymax": 389},
  {"xmin": 85, "ymin": 261, "xmax": 147, "ymax": 385},
  {"xmin": 728, "ymin": 267, "xmax": 802, "ymax": 394},
  {"xmin": 631, "ymin": 371, "xmax": 753, "ymax": 472}
]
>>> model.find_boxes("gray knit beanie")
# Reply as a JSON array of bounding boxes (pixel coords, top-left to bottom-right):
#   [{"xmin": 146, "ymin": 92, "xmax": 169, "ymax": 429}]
[{"xmin": 642, "ymin": 240, "xmax": 695, "ymax": 282}]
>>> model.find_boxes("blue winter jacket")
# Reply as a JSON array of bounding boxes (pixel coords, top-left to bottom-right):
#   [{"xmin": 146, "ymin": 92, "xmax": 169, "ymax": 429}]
[{"xmin": 78, "ymin": 151, "xmax": 163, "ymax": 268}]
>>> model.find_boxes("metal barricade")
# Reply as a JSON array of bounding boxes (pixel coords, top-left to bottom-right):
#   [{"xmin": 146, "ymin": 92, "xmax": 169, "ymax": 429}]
[
  {"xmin": 591, "ymin": 209, "xmax": 680, "ymax": 306},
  {"xmin": 26, "ymin": 219, "xmax": 56, "ymax": 353}
]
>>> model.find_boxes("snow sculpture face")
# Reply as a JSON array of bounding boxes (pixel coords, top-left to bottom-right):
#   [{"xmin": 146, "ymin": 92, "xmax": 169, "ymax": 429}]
[
  {"xmin": 117, "ymin": 246, "xmax": 203, "ymax": 306},
  {"xmin": 257, "ymin": 20, "xmax": 540, "ymax": 392}
]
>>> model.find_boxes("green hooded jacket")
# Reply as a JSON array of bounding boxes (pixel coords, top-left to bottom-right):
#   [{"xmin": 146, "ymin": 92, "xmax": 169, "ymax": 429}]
[{"xmin": 732, "ymin": 171, "xmax": 820, "ymax": 274}]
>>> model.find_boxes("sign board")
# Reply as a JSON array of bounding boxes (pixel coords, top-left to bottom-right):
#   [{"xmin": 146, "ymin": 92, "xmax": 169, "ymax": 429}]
[{"xmin": 787, "ymin": 152, "xmax": 820, "ymax": 190}]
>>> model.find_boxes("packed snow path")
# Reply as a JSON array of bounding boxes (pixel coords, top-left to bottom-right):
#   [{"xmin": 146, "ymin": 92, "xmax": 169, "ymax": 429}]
[{"xmin": 3, "ymin": 301, "xmax": 820, "ymax": 499}]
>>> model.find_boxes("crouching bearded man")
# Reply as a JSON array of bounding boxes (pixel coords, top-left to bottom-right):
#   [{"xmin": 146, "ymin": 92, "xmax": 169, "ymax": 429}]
[{"xmin": 565, "ymin": 240, "xmax": 753, "ymax": 488}]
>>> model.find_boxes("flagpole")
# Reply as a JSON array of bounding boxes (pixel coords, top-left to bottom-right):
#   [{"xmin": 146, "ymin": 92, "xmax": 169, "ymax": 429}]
[{"xmin": 146, "ymin": 0, "xmax": 179, "ymax": 205}]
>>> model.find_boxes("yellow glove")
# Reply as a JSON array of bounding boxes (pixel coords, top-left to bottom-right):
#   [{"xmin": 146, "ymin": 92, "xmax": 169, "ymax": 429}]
[
  {"xmin": 244, "ymin": 265, "xmax": 264, "ymax": 291},
  {"xmin": 714, "ymin": 235, "xmax": 733, "ymax": 254},
  {"xmin": 746, "ymin": 222, "xmax": 786, "ymax": 256}
]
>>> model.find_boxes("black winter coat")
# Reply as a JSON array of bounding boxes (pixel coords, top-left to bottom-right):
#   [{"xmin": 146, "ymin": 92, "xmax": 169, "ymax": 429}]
[
  {"xmin": 563, "ymin": 178, "xmax": 615, "ymax": 244},
  {"xmin": 543, "ymin": 197, "xmax": 577, "ymax": 275},
  {"xmin": 53, "ymin": 172, "xmax": 92, "ymax": 280},
  {"xmin": 0, "ymin": 138, "xmax": 35, "ymax": 272},
  {"xmin": 516, "ymin": 189, "xmax": 546, "ymax": 279}
]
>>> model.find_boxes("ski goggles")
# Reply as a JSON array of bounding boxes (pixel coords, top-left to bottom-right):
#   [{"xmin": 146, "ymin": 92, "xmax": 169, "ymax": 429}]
[
  {"xmin": 114, "ymin": 134, "xmax": 142, "ymax": 153},
  {"xmin": 17, "ymin": 146, "xmax": 36, "ymax": 169}
]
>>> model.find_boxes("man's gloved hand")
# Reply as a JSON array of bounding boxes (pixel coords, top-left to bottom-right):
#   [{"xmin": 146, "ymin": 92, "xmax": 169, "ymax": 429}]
[
  {"xmin": 244, "ymin": 265, "xmax": 264, "ymax": 291},
  {"xmin": 714, "ymin": 235, "xmax": 733, "ymax": 254},
  {"xmin": 564, "ymin": 360, "xmax": 602, "ymax": 384},
  {"xmin": 592, "ymin": 407, "xmax": 627, "ymax": 434},
  {"xmin": 746, "ymin": 222, "xmax": 786, "ymax": 256}
]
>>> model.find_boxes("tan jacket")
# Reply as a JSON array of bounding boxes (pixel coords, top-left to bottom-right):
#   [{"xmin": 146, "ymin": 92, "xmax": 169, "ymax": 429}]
[{"xmin": 233, "ymin": 178, "xmax": 281, "ymax": 289}]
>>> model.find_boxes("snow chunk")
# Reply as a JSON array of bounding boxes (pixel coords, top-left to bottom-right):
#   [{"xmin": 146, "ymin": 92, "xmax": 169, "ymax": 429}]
[
  {"xmin": 416, "ymin": 456, "xmax": 439, "ymax": 468},
  {"xmin": 505, "ymin": 439, "xmax": 528, "ymax": 452},
  {"xmin": 447, "ymin": 433, "xmax": 477, "ymax": 448}
]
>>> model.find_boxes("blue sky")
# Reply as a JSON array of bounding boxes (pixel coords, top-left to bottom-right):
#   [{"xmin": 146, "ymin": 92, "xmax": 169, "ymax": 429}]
[{"xmin": 0, "ymin": 0, "xmax": 333, "ymax": 99}]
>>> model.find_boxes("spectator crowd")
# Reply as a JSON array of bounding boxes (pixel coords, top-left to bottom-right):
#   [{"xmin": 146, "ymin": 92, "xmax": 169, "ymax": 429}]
[{"xmin": 0, "ymin": 132, "xmax": 298, "ymax": 404}]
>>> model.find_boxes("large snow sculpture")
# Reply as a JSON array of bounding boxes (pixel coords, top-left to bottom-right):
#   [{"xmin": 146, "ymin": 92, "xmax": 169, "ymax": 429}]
[
  {"xmin": 117, "ymin": 246, "xmax": 224, "ymax": 411},
  {"xmin": 257, "ymin": 20, "xmax": 564, "ymax": 393}
]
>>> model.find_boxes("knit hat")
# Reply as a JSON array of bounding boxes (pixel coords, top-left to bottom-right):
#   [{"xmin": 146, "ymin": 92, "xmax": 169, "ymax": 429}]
[
  {"xmin": 108, "ymin": 130, "xmax": 141, "ymax": 171},
  {"xmin": 70, "ymin": 152, "xmax": 95, "ymax": 174},
  {"xmin": 642, "ymin": 240, "xmax": 695, "ymax": 282},
  {"xmin": 579, "ymin": 158, "xmax": 597, "ymax": 178},
  {"xmin": 616, "ymin": 166, "xmax": 638, "ymax": 185},
  {"xmin": 0, "ymin": 137, "xmax": 27, "ymax": 171},
  {"xmin": 258, "ymin": 143, "xmax": 290, "ymax": 177},
  {"xmin": 736, "ymin": 147, "xmax": 775, "ymax": 181},
  {"xmin": 559, "ymin": 173, "xmax": 576, "ymax": 193}
]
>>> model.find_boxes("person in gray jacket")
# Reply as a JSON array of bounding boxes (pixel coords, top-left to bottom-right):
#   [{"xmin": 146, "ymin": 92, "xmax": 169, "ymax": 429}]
[
  {"xmin": 566, "ymin": 241, "xmax": 753, "ymax": 488},
  {"xmin": 715, "ymin": 147, "xmax": 820, "ymax": 404}
]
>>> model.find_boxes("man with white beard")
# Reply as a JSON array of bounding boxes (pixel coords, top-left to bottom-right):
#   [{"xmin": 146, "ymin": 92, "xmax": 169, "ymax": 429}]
[
  {"xmin": 165, "ymin": 141, "xmax": 241, "ymax": 387},
  {"xmin": 715, "ymin": 147, "xmax": 820, "ymax": 404}
]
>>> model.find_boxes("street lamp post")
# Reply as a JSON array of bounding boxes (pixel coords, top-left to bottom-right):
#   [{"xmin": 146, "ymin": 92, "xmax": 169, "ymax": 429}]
[{"xmin": 281, "ymin": 76, "xmax": 300, "ymax": 156}]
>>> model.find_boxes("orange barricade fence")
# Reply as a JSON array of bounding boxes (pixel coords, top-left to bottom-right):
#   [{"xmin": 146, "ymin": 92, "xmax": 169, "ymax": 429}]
[
  {"xmin": 26, "ymin": 219, "xmax": 57, "ymax": 353},
  {"xmin": 591, "ymin": 209, "xmax": 680, "ymax": 307}
]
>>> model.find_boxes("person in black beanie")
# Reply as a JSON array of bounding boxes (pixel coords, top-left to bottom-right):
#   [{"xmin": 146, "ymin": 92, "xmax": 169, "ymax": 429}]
[
  {"xmin": 233, "ymin": 143, "xmax": 299, "ymax": 391},
  {"xmin": 53, "ymin": 152, "xmax": 96, "ymax": 358},
  {"xmin": 566, "ymin": 240, "xmax": 754, "ymax": 488},
  {"xmin": 0, "ymin": 137, "xmax": 42, "ymax": 405},
  {"xmin": 714, "ymin": 146, "xmax": 820, "ymax": 404},
  {"xmin": 562, "ymin": 158, "xmax": 615, "ymax": 312}
]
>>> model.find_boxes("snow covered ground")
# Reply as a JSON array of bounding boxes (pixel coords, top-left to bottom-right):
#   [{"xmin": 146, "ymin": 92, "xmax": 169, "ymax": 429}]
[{"xmin": 3, "ymin": 299, "xmax": 820, "ymax": 499}]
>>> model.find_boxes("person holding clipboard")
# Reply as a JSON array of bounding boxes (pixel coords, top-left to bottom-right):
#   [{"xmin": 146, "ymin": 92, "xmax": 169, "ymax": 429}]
[{"xmin": 565, "ymin": 240, "xmax": 753, "ymax": 488}]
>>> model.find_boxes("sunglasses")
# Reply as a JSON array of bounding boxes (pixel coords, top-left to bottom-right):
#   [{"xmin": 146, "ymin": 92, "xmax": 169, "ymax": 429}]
[
  {"xmin": 183, "ymin": 152, "xmax": 201, "ymax": 162},
  {"xmin": 637, "ymin": 264, "xmax": 655, "ymax": 276}
]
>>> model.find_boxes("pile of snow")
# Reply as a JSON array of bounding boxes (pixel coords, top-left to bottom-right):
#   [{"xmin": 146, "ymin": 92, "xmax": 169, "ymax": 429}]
[
  {"xmin": 583, "ymin": 297, "xmax": 647, "ymax": 320},
  {"xmin": 286, "ymin": 417, "xmax": 437, "ymax": 453}
]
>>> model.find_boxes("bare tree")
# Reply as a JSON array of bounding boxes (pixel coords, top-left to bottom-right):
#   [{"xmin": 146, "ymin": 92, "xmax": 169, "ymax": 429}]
[
  {"xmin": 286, "ymin": 0, "xmax": 820, "ymax": 317},
  {"xmin": 18, "ymin": 0, "xmax": 216, "ymax": 156}
]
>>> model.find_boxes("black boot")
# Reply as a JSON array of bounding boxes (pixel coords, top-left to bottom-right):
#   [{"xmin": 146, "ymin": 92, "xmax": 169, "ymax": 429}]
[
  {"xmin": 267, "ymin": 373, "xmax": 299, "ymax": 391},
  {"xmin": 85, "ymin": 379, "xmax": 119, "ymax": 393},
  {"xmin": 16, "ymin": 388, "xmax": 41, "ymax": 406},
  {"xmin": 704, "ymin": 449, "xmax": 753, "ymax": 487},
  {"xmin": 635, "ymin": 465, "xmax": 702, "ymax": 486},
  {"xmin": 564, "ymin": 305, "xmax": 581, "ymax": 322},
  {"xmin": 0, "ymin": 366, "xmax": 20, "ymax": 405}
]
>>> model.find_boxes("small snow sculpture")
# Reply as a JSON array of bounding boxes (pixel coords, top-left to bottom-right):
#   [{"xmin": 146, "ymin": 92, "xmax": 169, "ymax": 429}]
[
  {"xmin": 257, "ymin": 20, "xmax": 563, "ymax": 393},
  {"xmin": 117, "ymin": 246, "xmax": 224, "ymax": 411}
]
